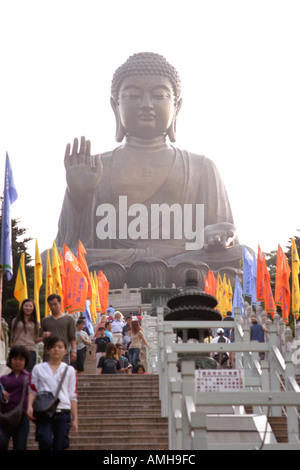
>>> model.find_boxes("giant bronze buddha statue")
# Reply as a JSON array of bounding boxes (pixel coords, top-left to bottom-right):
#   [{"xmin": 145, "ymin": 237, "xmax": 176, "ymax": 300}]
[{"xmin": 55, "ymin": 52, "xmax": 247, "ymax": 288}]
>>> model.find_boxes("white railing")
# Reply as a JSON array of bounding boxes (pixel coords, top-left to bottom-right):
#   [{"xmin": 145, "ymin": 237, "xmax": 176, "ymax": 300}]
[{"xmin": 143, "ymin": 307, "xmax": 300, "ymax": 450}]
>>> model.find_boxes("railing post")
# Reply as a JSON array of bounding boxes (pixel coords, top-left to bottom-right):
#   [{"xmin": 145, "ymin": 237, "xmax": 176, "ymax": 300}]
[
  {"xmin": 191, "ymin": 412, "xmax": 207, "ymax": 450},
  {"xmin": 166, "ymin": 345, "xmax": 178, "ymax": 445},
  {"xmin": 234, "ymin": 308, "xmax": 243, "ymax": 367},
  {"xmin": 181, "ymin": 361, "xmax": 196, "ymax": 450},
  {"xmin": 268, "ymin": 323, "xmax": 282, "ymax": 416},
  {"xmin": 160, "ymin": 323, "xmax": 174, "ymax": 417},
  {"xmin": 260, "ymin": 360, "xmax": 270, "ymax": 415},
  {"xmin": 284, "ymin": 353, "xmax": 300, "ymax": 444},
  {"xmin": 156, "ymin": 307, "xmax": 165, "ymax": 406},
  {"xmin": 169, "ymin": 377, "xmax": 182, "ymax": 450}
]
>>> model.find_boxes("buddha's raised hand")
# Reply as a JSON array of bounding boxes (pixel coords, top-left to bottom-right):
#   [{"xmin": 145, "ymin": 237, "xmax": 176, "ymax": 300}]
[
  {"xmin": 204, "ymin": 222, "xmax": 236, "ymax": 250},
  {"xmin": 64, "ymin": 136, "xmax": 103, "ymax": 207}
]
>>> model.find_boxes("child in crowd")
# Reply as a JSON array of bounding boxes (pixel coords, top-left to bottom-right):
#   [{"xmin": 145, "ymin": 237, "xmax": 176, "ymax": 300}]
[
  {"xmin": 94, "ymin": 326, "xmax": 111, "ymax": 371},
  {"xmin": 72, "ymin": 319, "xmax": 92, "ymax": 374},
  {"xmin": 0, "ymin": 345, "xmax": 30, "ymax": 450}
]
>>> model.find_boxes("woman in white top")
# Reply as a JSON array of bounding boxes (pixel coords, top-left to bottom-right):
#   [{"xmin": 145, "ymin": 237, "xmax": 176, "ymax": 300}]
[{"xmin": 27, "ymin": 336, "xmax": 78, "ymax": 450}]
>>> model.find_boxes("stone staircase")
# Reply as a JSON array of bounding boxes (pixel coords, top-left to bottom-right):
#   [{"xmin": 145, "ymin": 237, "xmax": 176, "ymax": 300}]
[
  {"xmin": 244, "ymin": 375, "xmax": 300, "ymax": 444},
  {"xmin": 25, "ymin": 348, "xmax": 169, "ymax": 450},
  {"xmin": 265, "ymin": 374, "xmax": 300, "ymax": 444}
]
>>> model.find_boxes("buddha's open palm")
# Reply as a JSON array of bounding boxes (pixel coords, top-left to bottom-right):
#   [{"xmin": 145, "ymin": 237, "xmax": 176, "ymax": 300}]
[{"xmin": 64, "ymin": 136, "xmax": 103, "ymax": 204}]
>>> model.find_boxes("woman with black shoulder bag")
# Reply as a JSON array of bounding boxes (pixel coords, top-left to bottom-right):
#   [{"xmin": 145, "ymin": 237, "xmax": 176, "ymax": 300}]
[{"xmin": 27, "ymin": 336, "xmax": 78, "ymax": 450}]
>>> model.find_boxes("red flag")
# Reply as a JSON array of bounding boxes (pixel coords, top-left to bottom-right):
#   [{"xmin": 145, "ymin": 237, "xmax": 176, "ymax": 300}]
[
  {"xmin": 205, "ymin": 270, "xmax": 217, "ymax": 297},
  {"xmin": 275, "ymin": 244, "xmax": 291, "ymax": 323},
  {"xmin": 63, "ymin": 244, "xmax": 88, "ymax": 314},
  {"xmin": 97, "ymin": 271, "xmax": 110, "ymax": 313},
  {"xmin": 77, "ymin": 240, "xmax": 92, "ymax": 301},
  {"xmin": 256, "ymin": 245, "xmax": 265, "ymax": 303},
  {"xmin": 256, "ymin": 245, "xmax": 276, "ymax": 318}
]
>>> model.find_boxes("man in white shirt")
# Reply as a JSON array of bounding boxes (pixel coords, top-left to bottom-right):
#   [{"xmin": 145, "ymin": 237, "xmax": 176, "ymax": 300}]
[{"xmin": 212, "ymin": 328, "xmax": 231, "ymax": 367}]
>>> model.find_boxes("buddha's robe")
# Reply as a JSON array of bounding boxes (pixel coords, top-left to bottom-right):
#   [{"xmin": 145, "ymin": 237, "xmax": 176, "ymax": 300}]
[{"xmin": 55, "ymin": 147, "xmax": 239, "ymax": 266}]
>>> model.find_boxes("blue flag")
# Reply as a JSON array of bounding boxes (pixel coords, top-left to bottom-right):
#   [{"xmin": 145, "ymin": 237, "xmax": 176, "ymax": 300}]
[
  {"xmin": 1, "ymin": 153, "xmax": 18, "ymax": 280},
  {"xmin": 251, "ymin": 252, "xmax": 258, "ymax": 305},
  {"xmin": 232, "ymin": 275, "xmax": 244, "ymax": 316},
  {"xmin": 243, "ymin": 246, "xmax": 253, "ymax": 297},
  {"xmin": 82, "ymin": 300, "xmax": 94, "ymax": 336}
]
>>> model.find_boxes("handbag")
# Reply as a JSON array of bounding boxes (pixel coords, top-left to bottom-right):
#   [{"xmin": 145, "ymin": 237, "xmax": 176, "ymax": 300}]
[
  {"xmin": 0, "ymin": 376, "xmax": 28, "ymax": 428},
  {"xmin": 33, "ymin": 365, "xmax": 69, "ymax": 422}
]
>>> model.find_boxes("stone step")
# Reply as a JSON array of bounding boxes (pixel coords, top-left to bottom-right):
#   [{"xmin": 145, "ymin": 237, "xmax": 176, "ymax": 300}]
[
  {"xmin": 77, "ymin": 415, "xmax": 167, "ymax": 423},
  {"xmin": 26, "ymin": 442, "xmax": 169, "ymax": 451},
  {"xmin": 77, "ymin": 392, "xmax": 159, "ymax": 399},
  {"xmin": 77, "ymin": 407, "xmax": 162, "ymax": 416},
  {"xmin": 77, "ymin": 402, "xmax": 161, "ymax": 409}
]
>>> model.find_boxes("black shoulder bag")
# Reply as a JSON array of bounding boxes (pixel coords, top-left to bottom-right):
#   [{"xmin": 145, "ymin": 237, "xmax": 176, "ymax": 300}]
[
  {"xmin": 33, "ymin": 365, "xmax": 69, "ymax": 422},
  {"xmin": 0, "ymin": 376, "xmax": 28, "ymax": 428}
]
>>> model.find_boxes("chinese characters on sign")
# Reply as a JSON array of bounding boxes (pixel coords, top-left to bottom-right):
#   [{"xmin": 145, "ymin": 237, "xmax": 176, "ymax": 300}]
[{"xmin": 195, "ymin": 369, "xmax": 245, "ymax": 392}]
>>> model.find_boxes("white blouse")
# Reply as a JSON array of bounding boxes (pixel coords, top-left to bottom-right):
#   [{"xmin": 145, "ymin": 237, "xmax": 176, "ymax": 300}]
[{"xmin": 30, "ymin": 362, "xmax": 78, "ymax": 410}]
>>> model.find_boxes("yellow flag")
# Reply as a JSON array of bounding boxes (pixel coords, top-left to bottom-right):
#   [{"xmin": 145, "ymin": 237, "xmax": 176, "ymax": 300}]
[
  {"xmin": 52, "ymin": 241, "xmax": 62, "ymax": 301},
  {"xmin": 220, "ymin": 274, "xmax": 229, "ymax": 317},
  {"xmin": 93, "ymin": 271, "xmax": 102, "ymax": 312},
  {"xmin": 34, "ymin": 239, "xmax": 43, "ymax": 322},
  {"xmin": 45, "ymin": 250, "xmax": 53, "ymax": 316},
  {"xmin": 89, "ymin": 273, "xmax": 97, "ymax": 322},
  {"xmin": 216, "ymin": 273, "xmax": 222, "ymax": 308},
  {"xmin": 291, "ymin": 238, "xmax": 300, "ymax": 320},
  {"xmin": 14, "ymin": 253, "xmax": 28, "ymax": 306}
]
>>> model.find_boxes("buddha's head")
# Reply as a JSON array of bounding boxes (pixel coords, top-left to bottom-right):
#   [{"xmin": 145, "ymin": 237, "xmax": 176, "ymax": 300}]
[{"xmin": 111, "ymin": 52, "xmax": 182, "ymax": 143}]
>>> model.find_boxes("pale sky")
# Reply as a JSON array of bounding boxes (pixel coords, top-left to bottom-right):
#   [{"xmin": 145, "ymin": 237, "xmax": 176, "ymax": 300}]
[{"xmin": 1, "ymin": 0, "xmax": 300, "ymax": 262}]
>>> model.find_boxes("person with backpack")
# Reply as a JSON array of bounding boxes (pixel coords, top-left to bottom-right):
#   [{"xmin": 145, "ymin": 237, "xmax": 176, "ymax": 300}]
[
  {"xmin": 222, "ymin": 311, "xmax": 233, "ymax": 339},
  {"xmin": 97, "ymin": 343, "xmax": 129, "ymax": 374},
  {"xmin": 212, "ymin": 328, "xmax": 231, "ymax": 367}
]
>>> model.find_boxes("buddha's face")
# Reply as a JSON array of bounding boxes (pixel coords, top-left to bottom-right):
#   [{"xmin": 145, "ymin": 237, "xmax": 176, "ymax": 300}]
[{"xmin": 116, "ymin": 75, "xmax": 179, "ymax": 140}]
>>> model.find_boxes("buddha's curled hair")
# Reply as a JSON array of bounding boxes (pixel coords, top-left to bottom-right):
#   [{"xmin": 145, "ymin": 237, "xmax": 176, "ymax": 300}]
[{"xmin": 111, "ymin": 52, "xmax": 181, "ymax": 104}]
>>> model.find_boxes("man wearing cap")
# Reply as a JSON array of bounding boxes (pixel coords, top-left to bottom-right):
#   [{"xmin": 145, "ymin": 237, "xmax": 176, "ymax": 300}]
[{"xmin": 212, "ymin": 328, "xmax": 231, "ymax": 367}]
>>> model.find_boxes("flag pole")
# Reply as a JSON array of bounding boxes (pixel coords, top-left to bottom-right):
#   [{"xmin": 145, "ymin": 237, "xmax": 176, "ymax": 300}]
[
  {"xmin": 0, "ymin": 268, "xmax": 3, "ymax": 349},
  {"xmin": 0, "ymin": 194, "xmax": 3, "ymax": 350}
]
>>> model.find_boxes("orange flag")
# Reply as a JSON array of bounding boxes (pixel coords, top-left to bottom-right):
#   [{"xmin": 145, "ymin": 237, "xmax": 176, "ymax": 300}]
[
  {"xmin": 256, "ymin": 245, "xmax": 276, "ymax": 318},
  {"xmin": 77, "ymin": 240, "xmax": 92, "ymax": 301},
  {"xmin": 97, "ymin": 270, "xmax": 110, "ymax": 313},
  {"xmin": 63, "ymin": 244, "xmax": 88, "ymax": 314},
  {"xmin": 275, "ymin": 244, "xmax": 291, "ymax": 323},
  {"xmin": 52, "ymin": 241, "xmax": 63, "ymax": 304},
  {"xmin": 59, "ymin": 252, "xmax": 66, "ymax": 312}
]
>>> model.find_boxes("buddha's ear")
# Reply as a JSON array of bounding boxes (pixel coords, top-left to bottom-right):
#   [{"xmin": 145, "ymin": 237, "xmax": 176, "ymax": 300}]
[
  {"xmin": 167, "ymin": 98, "xmax": 183, "ymax": 143},
  {"xmin": 110, "ymin": 96, "xmax": 126, "ymax": 142}
]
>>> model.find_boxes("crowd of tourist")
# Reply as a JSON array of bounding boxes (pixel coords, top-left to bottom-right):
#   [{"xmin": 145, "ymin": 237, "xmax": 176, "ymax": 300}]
[
  {"xmin": 0, "ymin": 297, "xmax": 150, "ymax": 450},
  {"xmin": 0, "ymin": 299, "xmax": 268, "ymax": 451}
]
